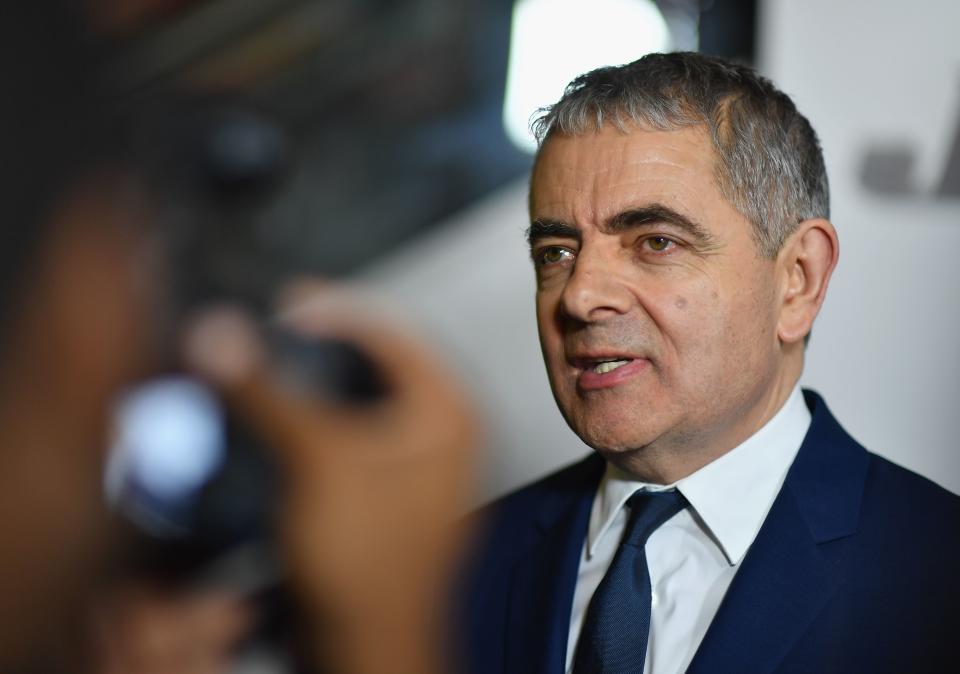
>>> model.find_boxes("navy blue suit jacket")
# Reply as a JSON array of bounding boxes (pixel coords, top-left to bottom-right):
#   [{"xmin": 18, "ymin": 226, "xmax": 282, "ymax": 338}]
[{"xmin": 456, "ymin": 391, "xmax": 960, "ymax": 673}]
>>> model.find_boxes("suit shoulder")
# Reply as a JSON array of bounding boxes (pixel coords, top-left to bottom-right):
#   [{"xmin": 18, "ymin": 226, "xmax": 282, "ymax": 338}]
[
  {"xmin": 462, "ymin": 454, "xmax": 601, "ymax": 563},
  {"xmin": 864, "ymin": 451, "xmax": 960, "ymax": 512},
  {"xmin": 489, "ymin": 452, "xmax": 602, "ymax": 504},
  {"xmin": 858, "ymin": 451, "xmax": 960, "ymax": 560},
  {"xmin": 478, "ymin": 453, "xmax": 601, "ymax": 522},
  {"xmin": 454, "ymin": 453, "xmax": 600, "ymax": 637}
]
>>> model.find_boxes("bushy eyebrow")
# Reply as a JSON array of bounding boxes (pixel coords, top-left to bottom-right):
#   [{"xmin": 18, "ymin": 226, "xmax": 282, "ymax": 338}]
[
  {"xmin": 526, "ymin": 219, "xmax": 580, "ymax": 250},
  {"xmin": 604, "ymin": 204, "xmax": 716, "ymax": 246},
  {"xmin": 527, "ymin": 203, "xmax": 717, "ymax": 252}
]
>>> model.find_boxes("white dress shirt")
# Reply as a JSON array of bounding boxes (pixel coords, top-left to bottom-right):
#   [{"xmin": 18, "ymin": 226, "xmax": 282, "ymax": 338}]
[{"xmin": 564, "ymin": 386, "xmax": 812, "ymax": 674}]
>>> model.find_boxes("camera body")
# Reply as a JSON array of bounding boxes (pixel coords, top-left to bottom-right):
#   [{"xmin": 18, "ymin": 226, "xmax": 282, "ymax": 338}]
[
  {"xmin": 107, "ymin": 333, "xmax": 384, "ymax": 578},
  {"xmin": 104, "ymin": 101, "xmax": 384, "ymax": 578}
]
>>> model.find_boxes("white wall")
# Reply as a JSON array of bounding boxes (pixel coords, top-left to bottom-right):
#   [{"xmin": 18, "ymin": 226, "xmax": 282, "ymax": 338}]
[
  {"xmin": 358, "ymin": 0, "xmax": 960, "ymax": 502},
  {"xmin": 762, "ymin": 0, "xmax": 960, "ymax": 494}
]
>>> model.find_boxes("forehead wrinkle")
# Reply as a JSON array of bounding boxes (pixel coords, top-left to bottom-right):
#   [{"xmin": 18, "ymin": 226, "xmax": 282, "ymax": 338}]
[
  {"xmin": 600, "ymin": 173, "xmax": 706, "ymax": 196},
  {"xmin": 540, "ymin": 154, "xmax": 700, "ymax": 183},
  {"xmin": 538, "ymin": 156, "xmax": 715, "ymax": 214},
  {"xmin": 532, "ymin": 128, "xmax": 728, "ymax": 236},
  {"xmin": 542, "ymin": 173, "xmax": 713, "ymax": 234}
]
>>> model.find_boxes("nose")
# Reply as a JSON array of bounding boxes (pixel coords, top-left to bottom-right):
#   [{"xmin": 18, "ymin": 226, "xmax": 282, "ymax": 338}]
[{"xmin": 559, "ymin": 249, "xmax": 633, "ymax": 323}]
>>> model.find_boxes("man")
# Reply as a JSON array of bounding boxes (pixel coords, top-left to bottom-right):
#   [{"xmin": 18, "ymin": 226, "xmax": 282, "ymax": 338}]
[
  {"xmin": 0, "ymin": 4, "xmax": 475, "ymax": 673},
  {"xmin": 458, "ymin": 52, "xmax": 960, "ymax": 673}
]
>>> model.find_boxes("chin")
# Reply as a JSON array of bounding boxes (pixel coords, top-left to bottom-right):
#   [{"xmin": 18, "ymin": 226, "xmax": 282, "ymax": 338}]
[{"xmin": 572, "ymin": 415, "xmax": 660, "ymax": 455}]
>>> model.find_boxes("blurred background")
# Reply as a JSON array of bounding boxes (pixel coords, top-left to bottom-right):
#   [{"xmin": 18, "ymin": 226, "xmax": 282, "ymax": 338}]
[{"xmin": 97, "ymin": 0, "xmax": 959, "ymax": 502}]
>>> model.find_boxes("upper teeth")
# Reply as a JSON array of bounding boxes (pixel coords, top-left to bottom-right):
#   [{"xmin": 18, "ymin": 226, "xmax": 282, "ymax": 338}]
[{"xmin": 593, "ymin": 359, "xmax": 630, "ymax": 374}]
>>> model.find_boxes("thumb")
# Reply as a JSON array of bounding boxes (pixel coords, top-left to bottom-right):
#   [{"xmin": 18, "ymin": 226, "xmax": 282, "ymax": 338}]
[{"xmin": 181, "ymin": 306, "xmax": 334, "ymax": 470}]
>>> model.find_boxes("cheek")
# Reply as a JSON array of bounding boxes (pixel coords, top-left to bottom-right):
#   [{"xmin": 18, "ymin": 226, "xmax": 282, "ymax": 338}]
[
  {"xmin": 535, "ymin": 295, "xmax": 565, "ymax": 369},
  {"xmin": 534, "ymin": 298, "xmax": 551, "ymax": 347},
  {"xmin": 730, "ymin": 267, "xmax": 780, "ymax": 340},
  {"xmin": 645, "ymin": 273, "xmax": 721, "ymax": 341},
  {"xmin": 535, "ymin": 287, "xmax": 564, "ymax": 337},
  {"xmin": 648, "ymin": 272, "xmax": 770, "ymax": 374},
  {"xmin": 691, "ymin": 277, "xmax": 778, "ymax": 371}
]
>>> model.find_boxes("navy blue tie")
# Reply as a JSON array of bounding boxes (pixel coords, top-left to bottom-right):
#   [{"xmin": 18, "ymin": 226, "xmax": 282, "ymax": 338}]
[{"xmin": 572, "ymin": 489, "xmax": 688, "ymax": 674}]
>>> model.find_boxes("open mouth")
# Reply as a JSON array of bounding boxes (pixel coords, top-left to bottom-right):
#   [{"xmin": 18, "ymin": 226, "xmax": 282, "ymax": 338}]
[
  {"xmin": 589, "ymin": 358, "xmax": 633, "ymax": 374},
  {"xmin": 570, "ymin": 353, "xmax": 648, "ymax": 390}
]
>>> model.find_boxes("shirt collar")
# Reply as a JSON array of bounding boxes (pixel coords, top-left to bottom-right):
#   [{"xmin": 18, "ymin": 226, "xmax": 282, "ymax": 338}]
[{"xmin": 587, "ymin": 386, "xmax": 812, "ymax": 565}]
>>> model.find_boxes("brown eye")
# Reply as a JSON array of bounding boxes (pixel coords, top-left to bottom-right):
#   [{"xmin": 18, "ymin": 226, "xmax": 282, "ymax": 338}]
[
  {"xmin": 646, "ymin": 236, "xmax": 674, "ymax": 252},
  {"xmin": 539, "ymin": 247, "xmax": 572, "ymax": 265}
]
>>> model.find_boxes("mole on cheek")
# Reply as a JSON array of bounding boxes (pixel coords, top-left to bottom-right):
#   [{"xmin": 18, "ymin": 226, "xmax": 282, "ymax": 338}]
[{"xmin": 675, "ymin": 296, "xmax": 688, "ymax": 309}]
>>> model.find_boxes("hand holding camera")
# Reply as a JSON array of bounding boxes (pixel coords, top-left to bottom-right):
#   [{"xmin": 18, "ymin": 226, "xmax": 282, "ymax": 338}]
[{"xmin": 179, "ymin": 286, "xmax": 478, "ymax": 674}]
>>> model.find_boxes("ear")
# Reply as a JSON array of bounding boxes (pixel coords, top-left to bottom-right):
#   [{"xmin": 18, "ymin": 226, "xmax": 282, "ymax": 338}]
[{"xmin": 776, "ymin": 218, "xmax": 839, "ymax": 344}]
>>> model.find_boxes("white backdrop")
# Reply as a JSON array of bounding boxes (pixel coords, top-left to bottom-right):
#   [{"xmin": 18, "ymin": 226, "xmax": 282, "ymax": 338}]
[
  {"xmin": 763, "ymin": 0, "xmax": 960, "ymax": 495},
  {"xmin": 358, "ymin": 0, "xmax": 960, "ymax": 503}
]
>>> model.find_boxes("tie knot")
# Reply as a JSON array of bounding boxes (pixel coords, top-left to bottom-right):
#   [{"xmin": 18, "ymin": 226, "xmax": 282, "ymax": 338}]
[{"xmin": 622, "ymin": 489, "xmax": 687, "ymax": 548}]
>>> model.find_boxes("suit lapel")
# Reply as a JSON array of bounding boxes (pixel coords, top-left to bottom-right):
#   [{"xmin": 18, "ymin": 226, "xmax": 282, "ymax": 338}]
[
  {"xmin": 687, "ymin": 391, "xmax": 869, "ymax": 674},
  {"xmin": 685, "ymin": 486, "xmax": 840, "ymax": 673},
  {"xmin": 503, "ymin": 456, "xmax": 602, "ymax": 674}
]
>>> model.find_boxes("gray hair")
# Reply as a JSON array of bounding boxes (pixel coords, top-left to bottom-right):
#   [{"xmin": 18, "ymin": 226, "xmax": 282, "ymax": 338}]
[{"xmin": 531, "ymin": 52, "xmax": 829, "ymax": 257}]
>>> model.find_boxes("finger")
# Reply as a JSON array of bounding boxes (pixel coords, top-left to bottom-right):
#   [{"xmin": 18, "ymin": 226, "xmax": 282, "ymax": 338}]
[
  {"xmin": 277, "ymin": 285, "xmax": 481, "ymax": 472},
  {"xmin": 96, "ymin": 591, "xmax": 251, "ymax": 674},
  {"xmin": 176, "ymin": 592, "xmax": 254, "ymax": 648},
  {"xmin": 181, "ymin": 307, "xmax": 333, "ymax": 467},
  {"xmin": 274, "ymin": 283, "xmax": 470, "ymax": 409}
]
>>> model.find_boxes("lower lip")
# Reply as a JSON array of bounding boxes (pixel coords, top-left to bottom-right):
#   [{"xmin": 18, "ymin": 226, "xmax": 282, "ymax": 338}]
[{"xmin": 577, "ymin": 359, "xmax": 650, "ymax": 391}]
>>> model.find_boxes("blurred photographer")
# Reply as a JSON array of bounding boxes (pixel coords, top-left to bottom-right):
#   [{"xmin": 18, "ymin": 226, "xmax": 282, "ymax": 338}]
[{"xmin": 0, "ymin": 3, "xmax": 476, "ymax": 673}]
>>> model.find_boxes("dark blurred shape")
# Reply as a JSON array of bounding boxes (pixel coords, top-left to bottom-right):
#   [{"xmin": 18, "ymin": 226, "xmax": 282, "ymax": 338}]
[
  {"xmin": 196, "ymin": 106, "xmax": 290, "ymax": 199},
  {"xmin": 936, "ymin": 99, "xmax": 960, "ymax": 197},
  {"xmin": 0, "ymin": 3, "xmax": 473, "ymax": 673},
  {"xmin": 655, "ymin": 0, "xmax": 701, "ymax": 51},
  {"xmin": 107, "ymin": 0, "xmax": 530, "ymax": 278},
  {"xmin": 110, "ymin": 332, "xmax": 386, "ymax": 576},
  {"xmin": 860, "ymin": 146, "xmax": 917, "ymax": 195},
  {"xmin": 698, "ymin": 0, "xmax": 757, "ymax": 64},
  {"xmin": 0, "ymin": 3, "xmax": 118, "ymax": 336},
  {"xmin": 858, "ymin": 83, "xmax": 960, "ymax": 199},
  {"xmin": 0, "ymin": 4, "xmax": 156, "ymax": 670},
  {"xmin": 91, "ymin": 0, "xmax": 764, "ymax": 283}
]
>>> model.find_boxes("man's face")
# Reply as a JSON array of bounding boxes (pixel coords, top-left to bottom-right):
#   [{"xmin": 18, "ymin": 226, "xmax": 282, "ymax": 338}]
[{"xmin": 530, "ymin": 124, "xmax": 789, "ymax": 473}]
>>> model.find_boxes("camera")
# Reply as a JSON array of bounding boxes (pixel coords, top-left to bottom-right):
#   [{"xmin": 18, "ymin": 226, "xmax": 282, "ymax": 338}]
[
  {"xmin": 106, "ymin": 330, "xmax": 384, "ymax": 581},
  {"xmin": 102, "ymin": 101, "xmax": 383, "ymax": 580}
]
